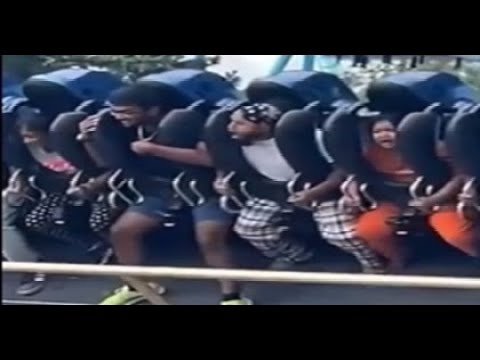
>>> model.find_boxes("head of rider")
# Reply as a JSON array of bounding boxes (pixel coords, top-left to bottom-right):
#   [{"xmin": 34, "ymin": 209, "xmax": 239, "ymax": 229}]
[
  {"xmin": 108, "ymin": 84, "xmax": 169, "ymax": 130},
  {"xmin": 227, "ymin": 98, "xmax": 299, "ymax": 145}
]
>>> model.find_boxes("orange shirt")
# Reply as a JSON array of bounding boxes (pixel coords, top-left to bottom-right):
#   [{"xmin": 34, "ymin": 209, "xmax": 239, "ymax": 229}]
[{"xmin": 364, "ymin": 146, "xmax": 416, "ymax": 184}]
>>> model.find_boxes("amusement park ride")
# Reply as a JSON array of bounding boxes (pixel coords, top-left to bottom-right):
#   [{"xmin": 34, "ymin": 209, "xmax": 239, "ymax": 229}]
[{"xmin": 267, "ymin": 55, "xmax": 480, "ymax": 75}]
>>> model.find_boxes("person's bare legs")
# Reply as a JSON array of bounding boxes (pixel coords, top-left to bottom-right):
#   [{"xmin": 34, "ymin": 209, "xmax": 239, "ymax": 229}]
[
  {"xmin": 195, "ymin": 221, "xmax": 241, "ymax": 296},
  {"xmin": 193, "ymin": 199, "xmax": 252, "ymax": 304},
  {"xmin": 99, "ymin": 208, "xmax": 166, "ymax": 304}
]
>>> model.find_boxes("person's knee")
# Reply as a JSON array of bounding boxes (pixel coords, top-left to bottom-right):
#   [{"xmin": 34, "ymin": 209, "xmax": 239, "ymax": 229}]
[
  {"xmin": 233, "ymin": 218, "xmax": 271, "ymax": 241},
  {"xmin": 355, "ymin": 204, "xmax": 399, "ymax": 243},
  {"xmin": 429, "ymin": 211, "xmax": 478, "ymax": 256},
  {"xmin": 195, "ymin": 221, "xmax": 230, "ymax": 250},
  {"xmin": 110, "ymin": 211, "xmax": 159, "ymax": 242}
]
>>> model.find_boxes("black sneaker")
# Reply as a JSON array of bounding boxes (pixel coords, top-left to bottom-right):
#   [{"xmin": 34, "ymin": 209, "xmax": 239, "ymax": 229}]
[
  {"xmin": 268, "ymin": 251, "xmax": 315, "ymax": 271},
  {"xmin": 16, "ymin": 273, "xmax": 47, "ymax": 296}
]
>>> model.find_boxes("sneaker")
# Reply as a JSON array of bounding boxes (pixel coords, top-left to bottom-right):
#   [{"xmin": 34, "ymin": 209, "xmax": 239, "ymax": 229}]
[
  {"xmin": 220, "ymin": 297, "xmax": 254, "ymax": 305},
  {"xmin": 16, "ymin": 273, "xmax": 47, "ymax": 296},
  {"xmin": 268, "ymin": 251, "xmax": 314, "ymax": 271},
  {"xmin": 268, "ymin": 258, "xmax": 298, "ymax": 271},
  {"xmin": 99, "ymin": 284, "xmax": 167, "ymax": 305}
]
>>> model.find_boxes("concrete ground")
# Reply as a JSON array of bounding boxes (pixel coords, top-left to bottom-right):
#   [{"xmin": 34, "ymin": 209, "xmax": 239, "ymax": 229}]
[{"xmin": 3, "ymin": 227, "xmax": 480, "ymax": 305}]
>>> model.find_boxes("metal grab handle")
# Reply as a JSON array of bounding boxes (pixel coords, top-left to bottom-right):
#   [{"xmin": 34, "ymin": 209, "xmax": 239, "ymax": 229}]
[
  {"xmin": 424, "ymin": 102, "xmax": 443, "ymax": 114},
  {"xmin": 409, "ymin": 177, "xmax": 424, "ymax": 200},
  {"xmin": 239, "ymin": 181, "xmax": 254, "ymax": 201},
  {"xmin": 126, "ymin": 179, "xmax": 145, "ymax": 205},
  {"xmin": 27, "ymin": 176, "xmax": 47, "ymax": 200},
  {"xmin": 457, "ymin": 178, "xmax": 477, "ymax": 219},
  {"xmin": 221, "ymin": 171, "xmax": 246, "ymax": 208},
  {"xmin": 66, "ymin": 171, "xmax": 88, "ymax": 206},
  {"xmin": 470, "ymin": 104, "xmax": 480, "ymax": 115},
  {"xmin": 2, "ymin": 170, "xmax": 37, "ymax": 205},
  {"xmin": 219, "ymin": 195, "xmax": 242, "ymax": 214},
  {"xmin": 3, "ymin": 169, "xmax": 23, "ymax": 197},
  {"xmin": 359, "ymin": 183, "xmax": 378, "ymax": 210},
  {"xmin": 172, "ymin": 172, "xmax": 196, "ymax": 207},
  {"xmin": 287, "ymin": 173, "xmax": 302, "ymax": 196},
  {"xmin": 340, "ymin": 175, "xmax": 356, "ymax": 199},
  {"xmin": 107, "ymin": 170, "xmax": 135, "ymax": 206},
  {"xmin": 69, "ymin": 171, "xmax": 84, "ymax": 188},
  {"xmin": 338, "ymin": 175, "xmax": 362, "ymax": 211},
  {"xmin": 189, "ymin": 180, "xmax": 206, "ymax": 206}
]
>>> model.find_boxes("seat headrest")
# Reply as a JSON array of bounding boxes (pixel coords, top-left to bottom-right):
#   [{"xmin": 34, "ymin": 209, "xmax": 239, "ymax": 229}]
[
  {"xmin": 23, "ymin": 68, "xmax": 124, "ymax": 116},
  {"xmin": 397, "ymin": 112, "xmax": 451, "ymax": 185},
  {"xmin": 367, "ymin": 71, "xmax": 480, "ymax": 114},
  {"xmin": 138, "ymin": 69, "xmax": 240, "ymax": 110},
  {"xmin": 247, "ymin": 71, "xmax": 358, "ymax": 108},
  {"xmin": 446, "ymin": 110, "xmax": 480, "ymax": 178},
  {"xmin": 156, "ymin": 108, "xmax": 208, "ymax": 148},
  {"xmin": 49, "ymin": 112, "xmax": 102, "ymax": 175},
  {"xmin": 275, "ymin": 110, "xmax": 332, "ymax": 181}
]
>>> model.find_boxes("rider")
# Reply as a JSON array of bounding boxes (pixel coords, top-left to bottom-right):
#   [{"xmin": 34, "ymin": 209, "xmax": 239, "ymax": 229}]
[
  {"xmin": 410, "ymin": 141, "xmax": 479, "ymax": 258},
  {"xmin": 116, "ymin": 84, "xmax": 252, "ymax": 305},
  {"xmin": 288, "ymin": 128, "xmax": 388, "ymax": 274},
  {"xmin": 88, "ymin": 83, "xmax": 251, "ymax": 305},
  {"xmin": 2, "ymin": 101, "xmax": 48, "ymax": 296},
  {"xmin": 218, "ymin": 101, "xmax": 314, "ymax": 270},
  {"xmin": 343, "ymin": 114, "xmax": 415, "ymax": 272}
]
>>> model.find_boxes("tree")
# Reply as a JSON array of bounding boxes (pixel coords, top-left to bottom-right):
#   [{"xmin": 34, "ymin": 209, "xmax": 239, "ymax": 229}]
[{"xmin": 2, "ymin": 55, "xmax": 221, "ymax": 80}]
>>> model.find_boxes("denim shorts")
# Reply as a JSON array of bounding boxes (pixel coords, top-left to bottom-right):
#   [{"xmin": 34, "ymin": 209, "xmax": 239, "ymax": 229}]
[
  {"xmin": 128, "ymin": 196, "xmax": 175, "ymax": 220},
  {"xmin": 192, "ymin": 198, "xmax": 233, "ymax": 225},
  {"xmin": 129, "ymin": 196, "xmax": 232, "ymax": 225}
]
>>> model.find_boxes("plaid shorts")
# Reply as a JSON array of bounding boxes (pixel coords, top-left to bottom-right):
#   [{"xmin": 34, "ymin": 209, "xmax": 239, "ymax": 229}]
[
  {"xmin": 234, "ymin": 197, "xmax": 312, "ymax": 263},
  {"xmin": 89, "ymin": 198, "xmax": 123, "ymax": 235},
  {"xmin": 23, "ymin": 193, "xmax": 89, "ymax": 247},
  {"xmin": 313, "ymin": 200, "xmax": 386, "ymax": 272}
]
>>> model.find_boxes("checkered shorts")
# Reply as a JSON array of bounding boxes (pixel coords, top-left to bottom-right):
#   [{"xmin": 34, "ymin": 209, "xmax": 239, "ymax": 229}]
[
  {"xmin": 89, "ymin": 198, "xmax": 122, "ymax": 235},
  {"xmin": 313, "ymin": 200, "xmax": 386, "ymax": 272},
  {"xmin": 24, "ymin": 193, "xmax": 67, "ymax": 233},
  {"xmin": 234, "ymin": 198, "xmax": 312, "ymax": 263},
  {"xmin": 23, "ymin": 193, "xmax": 85, "ymax": 246}
]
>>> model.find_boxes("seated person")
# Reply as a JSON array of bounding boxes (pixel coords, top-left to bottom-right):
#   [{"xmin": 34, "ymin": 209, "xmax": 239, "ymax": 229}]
[
  {"xmin": 218, "ymin": 102, "xmax": 314, "ymax": 270},
  {"xmin": 288, "ymin": 131, "xmax": 388, "ymax": 274},
  {"xmin": 2, "ymin": 172, "xmax": 47, "ymax": 296},
  {"xmin": 123, "ymin": 95, "xmax": 252, "ymax": 306},
  {"xmin": 410, "ymin": 142, "xmax": 479, "ymax": 258},
  {"xmin": 97, "ymin": 85, "xmax": 251, "ymax": 305},
  {"xmin": 18, "ymin": 111, "xmax": 80, "ymax": 240},
  {"xmin": 343, "ymin": 115, "xmax": 416, "ymax": 272}
]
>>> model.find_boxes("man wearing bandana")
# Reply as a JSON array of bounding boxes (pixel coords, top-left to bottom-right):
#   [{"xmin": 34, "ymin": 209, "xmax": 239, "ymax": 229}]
[{"xmin": 218, "ymin": 101, "xmax": 315, "ymax": 269}]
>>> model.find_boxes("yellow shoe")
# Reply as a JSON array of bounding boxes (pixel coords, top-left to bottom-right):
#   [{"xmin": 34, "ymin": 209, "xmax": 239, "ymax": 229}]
[
  {"xmin": 99, "ymin": 284, "xmax": 167, "ymax": 305},
  {"xmin": 220, "ymin": 298, "xmax": 254, "ymax": 305},
  {"xmin": 99, "ymin": 286, "xmax": 143, "ymax": 305}
]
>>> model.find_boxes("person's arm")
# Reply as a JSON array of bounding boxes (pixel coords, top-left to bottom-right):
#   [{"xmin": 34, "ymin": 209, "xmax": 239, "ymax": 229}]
[
  {"xmin": 421, "ymin": 175, "xmax": 467, "ymax": 207},
  {"xmin": 303, "ymin": 168, "xmax": 347, "ymax": 201},
  {"xmin": 289, "ymin": 168, "xmax": 347, "ymax": 206},
  {"xmin": 67, "ymin": 170, "xmax": 114, "ymax": 200},
  {"xmin": 131, "ymin": 141, "xmax": 214, "ymax": 167}
]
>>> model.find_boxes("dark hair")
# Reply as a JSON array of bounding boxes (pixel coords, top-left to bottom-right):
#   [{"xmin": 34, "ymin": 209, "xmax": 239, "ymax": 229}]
[
  {"xmin": 16, "ymin": 106, "xmax": 51, "ymax": 133},
  {"xmin": 369, "ymin": 112, "xmax": 404, "ymax": 129},
  {"xmin": 108, "ymin": 84, "xmax": 165, "ymax": 110}
]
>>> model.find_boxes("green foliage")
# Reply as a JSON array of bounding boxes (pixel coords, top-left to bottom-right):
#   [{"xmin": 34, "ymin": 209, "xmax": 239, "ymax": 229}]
[{"xmin": 2, "ymin": 55, "xmax": 221, "ymax": 80}]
